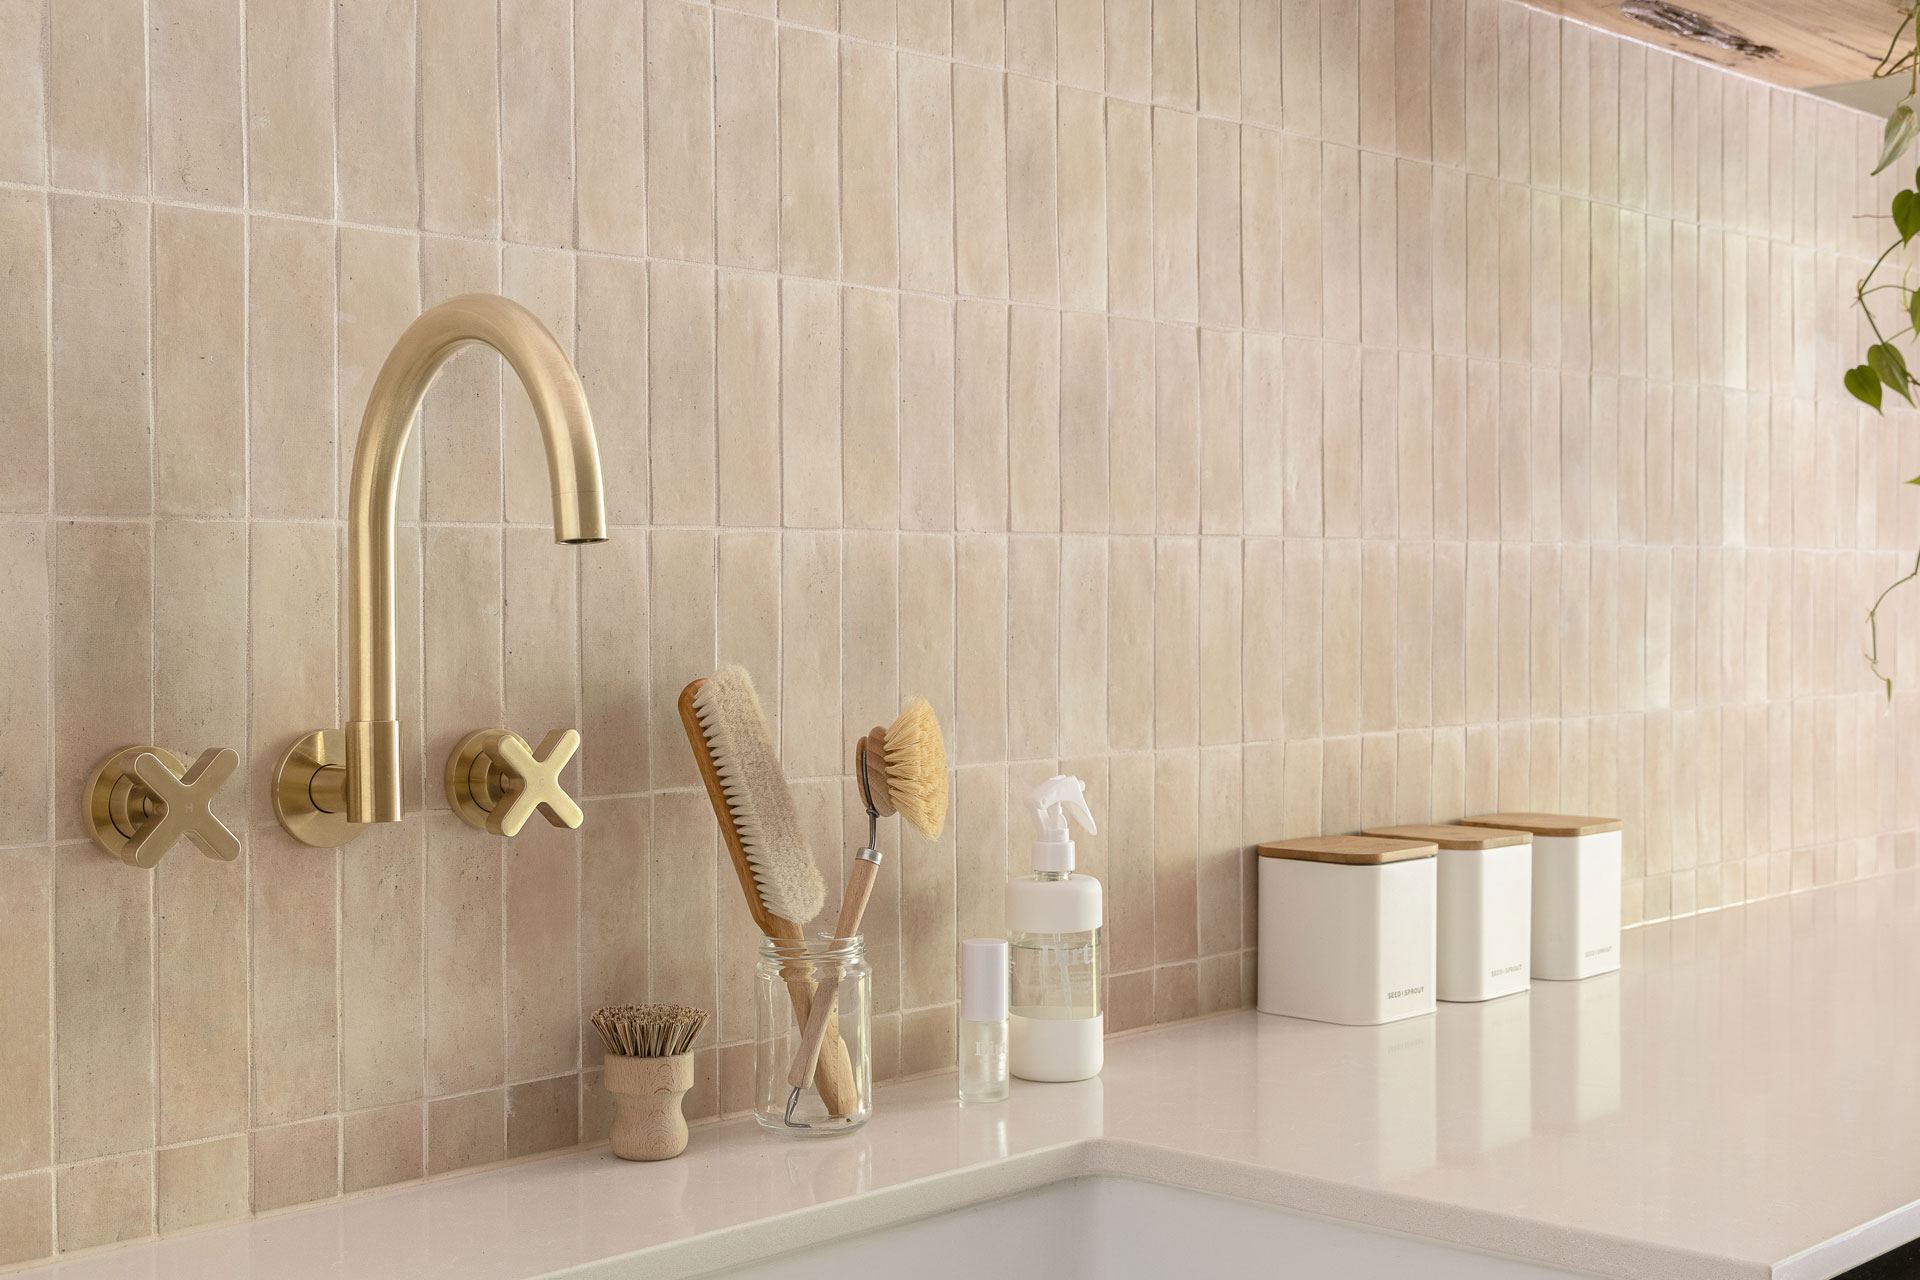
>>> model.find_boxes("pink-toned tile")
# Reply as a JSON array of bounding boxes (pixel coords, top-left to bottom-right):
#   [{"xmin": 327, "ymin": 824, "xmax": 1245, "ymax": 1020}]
[
  {"xmin": 249, "ymin": 216, "xmax": 334, "ymax": 519},
  {"xmin": 1008, "ymin": 75, "xmax": 1060, "ymax": 304},
  {"xmin": 576, "ymin": 0, "xmax": 647, "ymax": 254},
  {"xmin": 507, "ymin": 1075, "xmax": 580, "ymax": 1158},
  {"xmin": 49, "ymin": 0, "xmax": 147, "ymax": 195},
  {"xmin": 0, "ymin": 849, "xmax": 50, "ymax": 1175},
  {"xmin": 51, "ymin": 196, "xmax": 149, "ymax": 517},
  {"xmin": 427, "ymin": 1091, "xmax": 504, "ymax": 1177},
  {"xmin": 156, "ymin": 1137, "xmax": 247, "ymax": 1233},
  {"xmin": 648, "ymin": 0, "xmax": 716, "ymax": 263},
  {"xmin": 716, "ymin": 13, "xmax": 779, "ymax": 270},
  {"xmin": 836, "ymin": 293, "xmax": 900, "ymax": 530},
  {"xmin": 344, "ymin": 1103, "xmax": 424, "ymax": 1194},
  {"xmin": 1107, "ymin": 100, "xmax": 1154, "ymax": 316},
  {"xmin": 0, "ymin": 194, "xmax": 46, "ymax": 515},
  {"xmin": 57, "ymin": 1154, "xmax": 151, "ymax": 1251},
  {"xmin": 899, "ymin": 52, "xmax": 956, "ymax": 294},
  {"xmin": 334, "ymin": 8, "xmax": 417, "ymax": 222},
  {"xmin": 780, "ymin": 27, "xmax": 841, "ymax": 278}
]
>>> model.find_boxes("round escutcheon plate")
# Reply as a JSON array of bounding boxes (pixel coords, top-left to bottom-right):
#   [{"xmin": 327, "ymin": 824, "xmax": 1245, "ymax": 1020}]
[{"xmin": 272, "ymin": 730, "xmax": 358, "ymax": 848}]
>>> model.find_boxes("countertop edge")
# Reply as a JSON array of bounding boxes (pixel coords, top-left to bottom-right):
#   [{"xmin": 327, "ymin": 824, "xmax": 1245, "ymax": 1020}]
[{"xmin": 1774, "ymin": 1200, "xmax": 1920, "ymax": 1280}]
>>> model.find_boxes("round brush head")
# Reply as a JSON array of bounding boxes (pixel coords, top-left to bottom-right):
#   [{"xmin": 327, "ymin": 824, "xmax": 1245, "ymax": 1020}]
[{"xmin": 879, "ymin": 698, "xmax": 948, "ymax": 839}]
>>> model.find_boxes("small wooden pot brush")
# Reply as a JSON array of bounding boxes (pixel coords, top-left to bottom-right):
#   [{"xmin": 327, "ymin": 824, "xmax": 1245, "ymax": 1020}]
[
  {"xmin": 782, "ymin": 698, "xmax": 949, "ymax": 1125},
  {"xmin": 593, "ymin": 1003, "xmax": 708, "ymax": 1160}
]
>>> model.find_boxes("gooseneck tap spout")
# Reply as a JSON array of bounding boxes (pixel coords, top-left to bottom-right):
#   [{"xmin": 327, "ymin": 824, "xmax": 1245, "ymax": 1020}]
[{"xmin": 274, "ymin": 294, "xmax": 607, "ymax": 846}]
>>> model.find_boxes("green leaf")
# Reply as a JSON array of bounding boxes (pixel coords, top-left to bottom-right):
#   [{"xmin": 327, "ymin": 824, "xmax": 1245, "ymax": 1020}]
[
  {"xmin": 1907, "ymin": 289, "xmax": 1920, "ymax": 333},
  {"xmin": 1871, "ymin": 343, "xmax": 1916, "ymax": 404},
  {"xmin": 1875, "ymin": 102, "xmax": 1918, "ymax": 175},
  {"xmin": 1895, "ymin": 189, "xmax": 1920, "ymax": 243},
  {"xmin": 1848, "ymin": 364, "xmax": 1886, "ymax": 411},
  {"xmin": 1907, "ymin": 474, "xmax": 1920, "ymax": 484}
]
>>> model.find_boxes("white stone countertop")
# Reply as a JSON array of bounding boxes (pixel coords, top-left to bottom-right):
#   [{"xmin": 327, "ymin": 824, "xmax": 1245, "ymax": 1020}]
[{"xmin": 23, "ymin": 871, "xmax": 1920, "ymax": 1280}]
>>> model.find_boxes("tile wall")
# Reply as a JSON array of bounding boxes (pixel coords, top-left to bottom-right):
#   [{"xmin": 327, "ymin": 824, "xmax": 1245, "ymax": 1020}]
[{"xmin": 0, "ymin": 0, "xmax": 1915, "ymax": 1263}]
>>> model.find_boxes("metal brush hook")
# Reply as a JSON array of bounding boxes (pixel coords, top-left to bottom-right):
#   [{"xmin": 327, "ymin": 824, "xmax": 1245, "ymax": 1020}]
[{"xmin": 855, "ymin": 735, "xmax": 882, "ymax": 853}]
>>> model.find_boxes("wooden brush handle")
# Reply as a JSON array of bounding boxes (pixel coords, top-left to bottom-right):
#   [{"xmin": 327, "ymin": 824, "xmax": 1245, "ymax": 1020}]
[
  {"xmin": 605, "ymin": 1052, "xmax": 694, "ymax": 1160},
  {"xmin": 679, "ymin": 679, "xmax": 858, "ymax": 1116},
  {"xmin": 786, "ymin": 857, "xmax": 880, "ymax": 1090}
]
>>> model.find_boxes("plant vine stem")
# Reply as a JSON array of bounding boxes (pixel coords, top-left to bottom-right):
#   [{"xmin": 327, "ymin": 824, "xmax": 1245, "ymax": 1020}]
[
  {"xmin": 1868, "ymin": 547, "xmax": 1920, "ymax": 700},
  {"xmin": 1881, "ymin": 7, "xmax": 1917, "ymax": 73},
  {"xmin": 1857, "ymin": 236, "xmax": 1907, "ymax": 369}
]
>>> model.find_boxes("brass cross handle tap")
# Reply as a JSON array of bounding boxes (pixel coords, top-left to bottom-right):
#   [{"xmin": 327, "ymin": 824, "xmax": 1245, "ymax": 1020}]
[
  {"xmin": 82, "ymin": 746, "xmax": 242, "ymax": 868},
  {"xmin": 445, "ymin": 729, "xmax": 583, "ymax": 837}
]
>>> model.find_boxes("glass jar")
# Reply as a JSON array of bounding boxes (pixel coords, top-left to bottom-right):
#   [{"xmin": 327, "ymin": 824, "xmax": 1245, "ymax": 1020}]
[{"xmin": 754, "ymin": 933, "xmax": 871, "ymax": 1134}]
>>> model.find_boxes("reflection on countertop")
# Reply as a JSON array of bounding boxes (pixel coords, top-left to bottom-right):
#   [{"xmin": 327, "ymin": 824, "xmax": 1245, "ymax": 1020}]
[{"xmin": 23, "ymin": 873, "xmax": 1920, "ymax": 1280}]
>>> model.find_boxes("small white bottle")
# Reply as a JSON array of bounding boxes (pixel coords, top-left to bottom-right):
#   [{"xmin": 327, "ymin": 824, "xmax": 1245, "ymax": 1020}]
[
  {"xmin": 1007, "ymin": 776, "xmax": 1104, "ymax": 1083},
  {"xmin": 958, "ymin": 938, "xmax": 1010, "ymax": 1104}
]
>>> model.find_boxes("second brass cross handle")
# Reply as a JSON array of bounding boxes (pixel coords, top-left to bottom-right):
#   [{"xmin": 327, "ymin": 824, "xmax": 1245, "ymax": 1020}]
[{"xmin": 445, "ymin": 728, "xmax": 583, "ymax": 837}]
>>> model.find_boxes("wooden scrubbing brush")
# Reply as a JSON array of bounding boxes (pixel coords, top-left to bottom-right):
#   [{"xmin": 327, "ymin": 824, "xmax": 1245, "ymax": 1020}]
[
  {"xmin": 680, "ymin": 667, "xmax": 858, "ymax": 1117},
  {"xmin": 783, "ymin": 698, "xmax": 949, "ymax": 1125},
  {"xmin": 592, "ymin": 1003, "xmax": 708, "ymax": 1160}
]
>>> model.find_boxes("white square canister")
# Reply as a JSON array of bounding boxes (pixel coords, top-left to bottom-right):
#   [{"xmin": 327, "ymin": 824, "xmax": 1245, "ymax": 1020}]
[
  {"xmin": 1257, "ymin": 836, "xmax": 1437, "ymax": 1026},
  {"xmin": 1365, "ymin": 823, "xmax": 1532, "ymax": 1003},
  {"xmin": 1460, "ymin": 814, "xmax": 1622, "ymax": 981}
]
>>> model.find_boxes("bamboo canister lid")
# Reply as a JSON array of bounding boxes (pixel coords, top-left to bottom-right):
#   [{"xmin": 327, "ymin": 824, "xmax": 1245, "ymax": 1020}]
[
  {"xmin": 1257, "ymin": 835, "xmax": 1437, "ymax": 864},
  {"xmin": 1363, "ymin": 823, "xmax": 1532, "ymax": 851},
  {"xmin": 1458, "ymin": 813, "xmax": 1622, "ymax": 837}
]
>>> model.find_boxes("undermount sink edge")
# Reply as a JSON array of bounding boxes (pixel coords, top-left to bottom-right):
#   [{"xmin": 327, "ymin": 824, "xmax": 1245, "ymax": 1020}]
[{"xmin": 623, "ymin": 1138, "xmax": 1732, "ymax": 1280}]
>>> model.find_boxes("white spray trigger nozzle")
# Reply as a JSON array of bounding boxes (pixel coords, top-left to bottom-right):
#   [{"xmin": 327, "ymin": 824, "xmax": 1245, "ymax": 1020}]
[
  {"xmin": 1027, "ymin": 775, "xmax": 1095, "ymax": 875},
  {"xmin": 1029, "ymin": 774, "xmax": 1096, "ymax": 836}
]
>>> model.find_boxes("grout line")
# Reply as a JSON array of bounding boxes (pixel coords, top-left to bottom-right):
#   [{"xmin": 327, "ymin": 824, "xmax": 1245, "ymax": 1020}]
[
  {"xmin": 143, "ymin": 0, "xmax": 162, "ymax": 1220},
  {"xmin": 37, "ymin": 0, "xmax": 57, "ymax": 1240}
]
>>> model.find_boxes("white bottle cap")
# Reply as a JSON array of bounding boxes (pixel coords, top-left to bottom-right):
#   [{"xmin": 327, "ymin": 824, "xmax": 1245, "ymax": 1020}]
[{"xmin": 961, "ymin": 938, "xmax": 1009, "ymax": 1023}]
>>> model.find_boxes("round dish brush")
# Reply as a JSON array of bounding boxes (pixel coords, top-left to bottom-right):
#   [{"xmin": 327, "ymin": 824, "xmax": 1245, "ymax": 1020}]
[
  {"xmin": 860, "ymin": 697, "xmax": 949, "ymax": 839},
  {"xmin": 592, "ymin": 1003, "xmax": 708, "ymax": 1160},
  {"xmin": 783, "ymin": 698, "xmax": 949, "ymax": 1126}
]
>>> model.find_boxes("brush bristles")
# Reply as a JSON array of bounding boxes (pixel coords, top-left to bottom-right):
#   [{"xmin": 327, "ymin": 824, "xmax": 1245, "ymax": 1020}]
[
  {"xmin": 883, "ymin": 698, "xmax": 949, "ymax": 839},
  {"xmin": 591, "ymin": 1003, "xmax": 709, "ymax": 1058},
  {"xmin": 691, "ymin": 666, "xmax": 825, "ymax": 926}
]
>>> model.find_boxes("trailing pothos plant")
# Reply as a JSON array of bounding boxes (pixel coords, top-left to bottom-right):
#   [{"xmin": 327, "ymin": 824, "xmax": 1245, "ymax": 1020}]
[{"xmin": 1847, "ymin": 3, "xmax": 1920, "ymax": 697}]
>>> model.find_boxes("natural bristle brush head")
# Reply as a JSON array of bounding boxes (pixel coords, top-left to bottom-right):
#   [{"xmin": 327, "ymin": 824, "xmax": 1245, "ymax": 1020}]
[
  {"xmin": 591, "ymin": 1003, "xmax": 709, "ymax": 1058},
  {"xmin": 874, "ymin": 697, "xmax": 948, "ymax": 839},
  {"xmin": 689, "ymin": 667, "xmax": 826, "ymax": 928}
]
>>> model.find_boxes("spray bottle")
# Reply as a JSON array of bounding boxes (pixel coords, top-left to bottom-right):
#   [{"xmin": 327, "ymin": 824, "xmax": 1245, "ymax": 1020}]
[{"xmin": 1007, "ymin": 775, "xmax": 1103, "ymax": 1082}]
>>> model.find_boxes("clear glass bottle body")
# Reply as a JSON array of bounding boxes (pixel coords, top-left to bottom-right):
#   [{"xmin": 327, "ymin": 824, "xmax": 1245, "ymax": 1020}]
[
  {"xmin": 753, "ymin": 934, "xmax": 871, "ymax": 1135},
  {"xmin": 1008, "ymin": 921, "xmax": 1104, "ymax": 1081},
  {"xmin": 1008, "ymin": 926, "xmax": 1102, "ymax": 1020},
  {"xmin": 958, "ymin": 1018, "xmax": 1010, "ymax": 1103}
]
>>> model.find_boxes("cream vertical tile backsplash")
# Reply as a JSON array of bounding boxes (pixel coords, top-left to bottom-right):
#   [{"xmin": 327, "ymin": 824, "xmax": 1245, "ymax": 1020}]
[{"xmin": 0, "ymin": 0, "xmax": 1912, "ymax": 1261}]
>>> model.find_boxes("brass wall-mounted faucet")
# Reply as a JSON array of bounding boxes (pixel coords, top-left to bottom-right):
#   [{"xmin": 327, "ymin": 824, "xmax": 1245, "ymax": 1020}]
[{"xmin": 274, "ymin": 294, "xmax": 608, "ymax": 848}]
